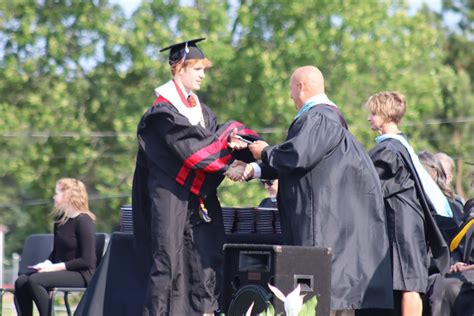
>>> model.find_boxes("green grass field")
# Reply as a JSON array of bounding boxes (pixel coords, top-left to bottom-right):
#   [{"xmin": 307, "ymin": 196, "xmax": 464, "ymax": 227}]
[{"xmin": 1, "ymin": 291, "xmax": 82, "ymax": 316}]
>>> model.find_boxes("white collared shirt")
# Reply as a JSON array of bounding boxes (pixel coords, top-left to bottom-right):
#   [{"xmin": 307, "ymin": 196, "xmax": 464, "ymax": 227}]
[
  {"xmin": 250, "ymin": 94, "xmax": 337, "ymax": 178},
  {"xmin": 154, "ymin": 80, "xmax": 204, "ymax": 126},
  {"xmin": 303, "ymin": 93, "xmax": 337, "ymax": 108}
]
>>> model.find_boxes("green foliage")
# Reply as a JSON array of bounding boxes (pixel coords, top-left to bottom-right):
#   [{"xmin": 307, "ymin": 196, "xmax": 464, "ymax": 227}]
[
  {"xmin": 299, "ymin": 296, "xmax": 318, "ymax": 316},
  {"xmin": 262, "ymin": 302, "xmax": 276, "ymax": 315},
  {"xmin": 259, "ymin": 295, "xmax": 317, "ymax": 315},
  {"xmin": 1, "ymin": 0, "xmax": 473, "ymax": 257}
]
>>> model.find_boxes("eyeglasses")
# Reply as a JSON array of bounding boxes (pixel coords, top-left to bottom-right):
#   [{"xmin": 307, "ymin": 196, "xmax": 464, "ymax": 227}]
[{"xmin": 260, "ymin": 180, "xmax": 274, "ymax": 186}]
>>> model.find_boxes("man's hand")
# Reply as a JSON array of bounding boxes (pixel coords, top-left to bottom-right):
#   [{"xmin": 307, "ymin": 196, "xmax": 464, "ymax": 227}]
[
  {"xmin": 225, "ymin": 160, "xmax": 246, "ymax": 181},
  {"xmin": 228, "ymin": 128, "xmax": 248, "ymax": 150},
  {"xmin": 225, "ymin": 160, "xmax": 255, "ymax": 182},
  {"xmin": 248, "ymin": 140, "xmax": 269, "ymax": 160},
  {"xmin": 242, "ymin": 163, "xmax": 254, "ymax": 181}
]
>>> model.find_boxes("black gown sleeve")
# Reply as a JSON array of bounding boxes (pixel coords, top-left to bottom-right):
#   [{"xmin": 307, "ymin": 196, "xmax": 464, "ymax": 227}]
[
  {"xmin": 369, "ymin": 143, "xmax": 417, "ymax": 198},
  {"xmin": 261, "ymin": 112, "xmax": 343, "ymax": 174}
]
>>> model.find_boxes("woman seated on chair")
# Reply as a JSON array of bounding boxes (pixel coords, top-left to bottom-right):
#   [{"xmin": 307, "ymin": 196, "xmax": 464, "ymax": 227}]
[{"xmin": 15, "ymin": 178, "xmax": 96, "ymax": 316}]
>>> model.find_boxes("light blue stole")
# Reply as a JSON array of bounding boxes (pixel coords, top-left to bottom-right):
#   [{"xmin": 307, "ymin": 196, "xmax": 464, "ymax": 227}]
[
  {"xmin": 376, "ymin": 134, "xmax": 453, "ymax": 218},
  {"xmin": 295, "ymin": 101, "xmax": 319, "ymax": 119},
  {"xmin": 295, "ymin": 94, "xmax": 337, "ymax": 119}
]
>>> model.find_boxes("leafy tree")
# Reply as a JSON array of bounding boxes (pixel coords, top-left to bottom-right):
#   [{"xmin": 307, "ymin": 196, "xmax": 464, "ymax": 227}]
[{"xmin": 1, "ymin": 0, "xmax": 472, "ymax": 259}]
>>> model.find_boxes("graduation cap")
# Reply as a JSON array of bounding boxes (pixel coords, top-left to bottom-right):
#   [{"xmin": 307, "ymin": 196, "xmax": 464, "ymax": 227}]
[{"xmin": 159, "ymin": 38, "xmax": 206, "ymax": 65}]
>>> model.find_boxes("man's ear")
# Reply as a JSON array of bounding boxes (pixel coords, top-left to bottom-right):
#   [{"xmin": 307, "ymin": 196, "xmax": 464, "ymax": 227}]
[{"xmin": 298, "ymin": 82, "xmax": 305, "ymax": 96}]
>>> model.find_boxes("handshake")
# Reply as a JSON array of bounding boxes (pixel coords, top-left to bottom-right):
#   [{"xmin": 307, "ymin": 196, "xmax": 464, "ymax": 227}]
[
  {"xmin": 226, "ymin": 130, "xmax": 270, "ymax": 182},
  {"xmin": 225, "ymin": 160, "xmax": 254, "ymax": 182}
]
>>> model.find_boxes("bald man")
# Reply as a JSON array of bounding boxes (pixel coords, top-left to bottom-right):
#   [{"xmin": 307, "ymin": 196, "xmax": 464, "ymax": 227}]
[{"xmin": 244, "ymin": 66, "xmax": 393, "ymax": 315}]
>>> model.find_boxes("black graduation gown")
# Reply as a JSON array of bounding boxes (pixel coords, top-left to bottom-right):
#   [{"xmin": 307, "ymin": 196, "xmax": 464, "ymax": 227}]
[
  {"xmin": 259, "ymin": 104, "xmax": 393, "ymax": 310},
  {"xmin": 132, "ymin": 98, "xmax": 256, "ymax": 315},
  {"xmin": 369, "ymin": 138, "xmax": 450, "ymax": 294},
  {"xmin": 427, "ymin": 217, "xmax": 474, "ymax": 316},
  {"xmin": 427, "ymin": 269, "xmax": 474, "ymax": 316}
]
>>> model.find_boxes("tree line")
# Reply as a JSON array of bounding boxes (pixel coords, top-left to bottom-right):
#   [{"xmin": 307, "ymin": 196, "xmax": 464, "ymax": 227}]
[{"xmin": 0, "ymin": 0, "xmax": 473, "ymax": 255}]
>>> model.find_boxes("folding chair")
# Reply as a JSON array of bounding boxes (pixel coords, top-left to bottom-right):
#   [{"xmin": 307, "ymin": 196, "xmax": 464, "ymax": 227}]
[
  {"xmin": 0, "ymin": 234, "xmax": 54, "ymax": 316},
  {"xmin": 48, "ymin": 232, "xmax": 109, "ymax": 316}
]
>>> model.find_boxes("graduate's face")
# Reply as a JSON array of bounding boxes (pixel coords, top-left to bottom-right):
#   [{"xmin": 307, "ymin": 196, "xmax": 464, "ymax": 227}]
[
  {"xmin": 176, "ymin": 62, "xmax": 206, "ymax": 92},
  {"xmin": 367, "ymin": 112, "xmax": 386, "ymax": 132}
]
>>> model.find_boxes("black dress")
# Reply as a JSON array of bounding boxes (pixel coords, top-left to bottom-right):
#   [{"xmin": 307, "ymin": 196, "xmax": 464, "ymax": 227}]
[
  {"xmin": 369, "ymin": 137, "xmax": 449, "ymax": 293},
  {"xmin": 259, "ymin": 103, "xmax": 393, "ymax": 310},
  {"xmin": 132, "ymin": 94, "xmax": 256, "ymax": 315}
]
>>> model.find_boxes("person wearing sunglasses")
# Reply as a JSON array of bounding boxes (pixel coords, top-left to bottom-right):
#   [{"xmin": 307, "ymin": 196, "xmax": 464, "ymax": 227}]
[{"xmin": 258, "ymin": 179, "xmax": 278, "ymax": 209}]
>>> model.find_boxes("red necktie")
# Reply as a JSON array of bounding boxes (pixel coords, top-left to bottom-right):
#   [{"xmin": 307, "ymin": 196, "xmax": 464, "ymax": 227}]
[{"xmin": 187, "ymin": 95, "xmax": 196, "ymax": 108}]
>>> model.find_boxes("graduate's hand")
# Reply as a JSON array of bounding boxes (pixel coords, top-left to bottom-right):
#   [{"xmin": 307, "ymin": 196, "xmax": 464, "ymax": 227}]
[
  {"xmin": 228, "ymin": 128, "xmax": 248, "ymax": 150},
  {"xmin": 225, "ymin": 160, "xmax": 246, "ymax": 181},
  {"xmin": 248, "ymin": 140, "xmax": 269, "ymax": 160}
]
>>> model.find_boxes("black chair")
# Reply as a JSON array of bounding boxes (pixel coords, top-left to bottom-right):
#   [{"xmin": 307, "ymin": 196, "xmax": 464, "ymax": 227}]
[
  {"xmin": 0, "ymin": 234, "xmax": 54, "ymax": 316},
  {"xmin": 48, "ymin": 232, "xmax": 109, "ymax": 316}
]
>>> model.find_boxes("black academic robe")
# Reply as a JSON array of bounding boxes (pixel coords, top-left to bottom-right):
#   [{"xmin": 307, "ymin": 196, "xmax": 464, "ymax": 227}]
[
  {"xmin": 132, "ymin": 97, "xmax": 257, "ymax": 315},
  {"xmin": 259, "ymin": 104, "xmax": 393, "ymax": 310},
  {"xmin": 369, "ymin": 138, "xmax": 450, "ymax": 294},
  {"xmin": 427, "ymin": 269, "xmax": 474, "ymax": 316}
]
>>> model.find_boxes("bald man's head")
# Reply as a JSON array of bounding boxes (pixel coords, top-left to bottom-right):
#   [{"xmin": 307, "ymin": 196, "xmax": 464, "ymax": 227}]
[{"xmin": 290, "ymin": 66, "xmax": 325, "ymax": 109}]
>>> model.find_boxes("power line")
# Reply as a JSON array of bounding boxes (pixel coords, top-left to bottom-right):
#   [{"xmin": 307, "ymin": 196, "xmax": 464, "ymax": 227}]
[
  {"xmin": 0, "ymin": 132, "xmax": 135, "ymax": 138},
  {"xmin": 0, "ymin": 116, "xmax": 473, "ymax": 138},
  {"xmin": 0, "ymin": 193, "xmax": 130, "ymax": 209}
]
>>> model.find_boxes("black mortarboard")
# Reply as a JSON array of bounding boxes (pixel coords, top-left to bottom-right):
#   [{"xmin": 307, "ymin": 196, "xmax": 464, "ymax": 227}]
[{"xmin": 159, "ymin": 38, "xmax": 206, "ymax": 65}]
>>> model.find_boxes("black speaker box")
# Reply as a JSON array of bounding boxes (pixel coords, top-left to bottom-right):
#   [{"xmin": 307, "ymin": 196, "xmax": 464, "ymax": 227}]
[{"xmin": 222, "ymin": 244, "xmax": 332, "ymax": 316}]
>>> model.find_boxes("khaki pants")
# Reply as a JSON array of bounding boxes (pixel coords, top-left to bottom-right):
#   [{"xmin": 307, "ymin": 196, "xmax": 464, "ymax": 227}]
[{"xmin": 330, "ymin": 310, "xmax": 355, "ymax": 316}]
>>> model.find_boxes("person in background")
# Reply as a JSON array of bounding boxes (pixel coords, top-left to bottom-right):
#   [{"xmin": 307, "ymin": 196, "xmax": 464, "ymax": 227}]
[
  {"xmin": 464, "ymin": 167, "xmax": 474, "ymax": 217},
  {"xmin": 258, "ymin": 179, "xmax": 278, "ymax": 208},
  {"xmin": 15, "ymin": 178, "xmax": 96, "ymax": 316},
  {"xmin": 434, "ymin": 152, "xmax": 464, "ymax": 207},
  {"xmin": 426, "ymin": 167, "xmax": 474, "ymax": 316},
  {"xmin": 434, "ymin": 153, "xmax": 455, "ymax": 187},
  {"xmin": 366, "ymin": 91, "xmax": 450, "ymax": 316},
  {"xmin": 419, "ymin": 151, "xmax": 464, "ymax": 223}
]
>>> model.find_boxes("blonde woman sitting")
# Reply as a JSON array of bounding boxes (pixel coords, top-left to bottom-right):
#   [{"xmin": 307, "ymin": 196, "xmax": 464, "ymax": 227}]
[{"xmin": 15, "ymin": 178, "xmax": 96, "ymax": 316}]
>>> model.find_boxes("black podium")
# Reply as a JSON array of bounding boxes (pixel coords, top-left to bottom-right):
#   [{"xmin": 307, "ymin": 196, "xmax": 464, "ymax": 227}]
[{"xmin": 74, "ymin": 233, "xmax": 147, "ymax": 316}]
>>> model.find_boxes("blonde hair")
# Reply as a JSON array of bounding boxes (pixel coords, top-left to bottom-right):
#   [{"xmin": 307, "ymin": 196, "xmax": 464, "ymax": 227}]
[
  {"xmin": 365, "ymin": 91, "xmax": 406, "ymax": 124},
  {"xmin": 51, "ymin": 178, "xmax": 96, "ymax": 225},
  {"xmin": 170, "ymin": 58, "xmax": 213, "ymax": 76}
]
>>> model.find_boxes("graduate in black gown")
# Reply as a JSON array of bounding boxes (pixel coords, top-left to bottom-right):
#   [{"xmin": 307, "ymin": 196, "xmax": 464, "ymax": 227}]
[
  {"xmin": 366, "ymin": 91, "xmax": 450, "ymax": 316},
  {"xmin": 231, "ymin": 66, "xmax": 393, "ymax": 315},
  {"xmin": 131, "ymin": 38, "xmax": 257, "ymax": 315}
]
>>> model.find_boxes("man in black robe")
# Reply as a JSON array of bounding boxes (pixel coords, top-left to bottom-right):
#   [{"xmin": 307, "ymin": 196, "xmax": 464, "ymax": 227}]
[
  {"xmin": 132, "ymin": 38, "xmax": 256, "ymax": 315},
  {"xmin": 236, "ymin": 66, "xmax": 394, "ymax": 314}
]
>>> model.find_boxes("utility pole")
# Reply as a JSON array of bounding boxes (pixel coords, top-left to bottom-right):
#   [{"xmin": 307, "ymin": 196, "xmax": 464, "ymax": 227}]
[{"xmin": 0, "ymin": 225, "xmax": 8, "ymax": 287}]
